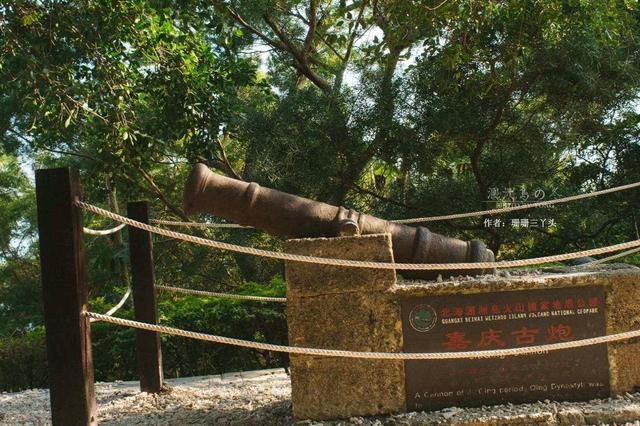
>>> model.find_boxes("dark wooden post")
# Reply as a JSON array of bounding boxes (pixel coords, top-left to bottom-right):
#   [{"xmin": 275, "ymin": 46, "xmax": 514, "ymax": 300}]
[
  {"xmin": 35, "ymin": 168, "xmax": 97, "ymax": 426},
  {"xmin": 127, "ymin": 201, "xmax": 164, "ymax": 392}
]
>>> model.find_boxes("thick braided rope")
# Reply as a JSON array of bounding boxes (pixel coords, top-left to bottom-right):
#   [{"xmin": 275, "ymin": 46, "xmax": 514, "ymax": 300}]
[
  {"xmin": 146, "ymin": 181, "xmax": 640, "ymax": 228},
  {"xmin": 151, "ymin": 219, "xmax": 250, "ymax": 229},
  {"xmin": 76, "ymin": 201, "xmax": 640, "ymax": 270},
  {"xmin": 86, "ymin": 312, "xmax": 640, "ymax": 359},
  {"xmin": 392, "ymin": 181, "xmax": 640, "ymax": 223},
  {"xmin": 581, "ymin": 247, "xmax": 640, "ymax": 267},
  {"xmin": 89, "ymin": 287, "xmax": 132, "ymax": 323},
  {"xmin": 83, "ymin": 223, "xmax": 126, "ymax": 236},
  {"xmin": 156, "ymin": 284, "xmax": 286, "ymax": 303}
]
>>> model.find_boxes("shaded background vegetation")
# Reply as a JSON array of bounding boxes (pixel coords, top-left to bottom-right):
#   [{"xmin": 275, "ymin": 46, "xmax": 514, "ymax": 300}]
[{"xmin": 1, "ymin": 0, "xmax": 640, "ymax": 391}]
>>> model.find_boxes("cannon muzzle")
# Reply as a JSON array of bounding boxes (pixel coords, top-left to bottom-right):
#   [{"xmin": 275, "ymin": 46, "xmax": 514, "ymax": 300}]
[{"xmin": 183, "ymin": 163, "xmax": 494, "ymax": 279}]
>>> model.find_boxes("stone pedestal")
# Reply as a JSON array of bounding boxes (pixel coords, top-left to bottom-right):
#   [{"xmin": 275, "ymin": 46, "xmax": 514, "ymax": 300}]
[
  {"xmin": 285, "ymin": 234, "xmax": 640, "ymax": 421},
  {"xmin": 285, "ymin": 234, "xmax": 404, "ymax": 420}
]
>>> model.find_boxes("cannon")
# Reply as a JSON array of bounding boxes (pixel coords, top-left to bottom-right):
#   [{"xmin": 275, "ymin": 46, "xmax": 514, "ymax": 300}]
[{"xmin": 183, "ymin": 163, "xmax": 495, "ymax": 279}]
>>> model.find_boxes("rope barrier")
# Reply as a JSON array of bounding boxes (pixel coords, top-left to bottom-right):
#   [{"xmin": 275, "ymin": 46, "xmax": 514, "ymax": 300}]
[
  {"xmin": 89, "ymin": 287, "xmax": 132, "ymax": 323},
  {"xmin": 83, "ymin": 223, "xmax": 126, "ymax": 236},
  {"xmin": 86, "ymin": 311, "xmax": 640, "ymax": 359},
  {"xmin": 148, "ymin": 181, "xmax": 640, "ymax": 228},
  {"xmin": 392, "ymin": 181, "xmax": 640, "ymax": 223},
  {"xmin": 156, "ymin": 284, "xmax": 287, "ymax": 303},
  {"xmin": 580, "ymin": 246, "xmax": 640, "ymax": 268},
  {"xmin": 76, "ymin": 200, "xmax": 640, "ymax": 271},
  {"xmin": 151, "ymin": 219, "xmax": 251, "ymax": 229}
]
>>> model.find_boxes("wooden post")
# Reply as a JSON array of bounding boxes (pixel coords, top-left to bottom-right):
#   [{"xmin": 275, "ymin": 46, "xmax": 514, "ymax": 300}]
[
  {"xmin": 128, "ymin": 201, "xmax": 164, "ymax": 392},
  {"xmin": 35, "ymin": 168, "xmax": 97, "ymax": 426}
]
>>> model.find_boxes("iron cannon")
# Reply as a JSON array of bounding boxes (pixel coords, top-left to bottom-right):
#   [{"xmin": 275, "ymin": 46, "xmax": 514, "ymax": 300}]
[{"xmin": 183, "ymin": 163, "xmax": 494, "ymax": 280}]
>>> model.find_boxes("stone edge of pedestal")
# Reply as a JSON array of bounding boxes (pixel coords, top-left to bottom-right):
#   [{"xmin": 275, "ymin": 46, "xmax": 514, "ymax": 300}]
[{"xmin": 285, "ymin": 233, "xmax": 405, "ymax": 421}]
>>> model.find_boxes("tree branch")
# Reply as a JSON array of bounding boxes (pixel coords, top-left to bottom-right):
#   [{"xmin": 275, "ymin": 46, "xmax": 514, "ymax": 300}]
[
  {"xmin": 222, "ymin": 3, "xmax": 332, "ymax": 93},
  {"xmin": 222, "ymin": 5, "xmax": 286, "ymax": 51},
  {"xmin": 334, "ymin": 0, "xmax": 369, "ymax": 91},
  {"xmin": 263, "ymin": 13, "xmax": 332, "ymax": 93},
  {"xmin": 303, "ymin": 0, "xmax": 318, "ymax": 56},
  {"xmin": 215, "ymin": 129, "xmax": 242, "ymax": 180},
  {"xmin": 350, "ymin": 183, "xmax": 429, "ymax": 212},
  {"xmin": 135, "ymin": 166, "xmax": 188, "ymax": 220}
]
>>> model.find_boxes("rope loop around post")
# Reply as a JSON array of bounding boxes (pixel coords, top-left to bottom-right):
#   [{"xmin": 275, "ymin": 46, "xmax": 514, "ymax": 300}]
[
  {"xmin": 89, "ymin": 287, "xmax": 132, "ymax": 322},
  {"xmin": 83, "ymin": 223, "xmax": 126, "ymax": 236}
]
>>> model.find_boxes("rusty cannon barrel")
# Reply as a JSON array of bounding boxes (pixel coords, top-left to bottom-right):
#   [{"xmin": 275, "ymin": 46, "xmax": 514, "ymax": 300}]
[{"xmin": 183, "ymin": 163, "xmax": 494, "ymax": 279}]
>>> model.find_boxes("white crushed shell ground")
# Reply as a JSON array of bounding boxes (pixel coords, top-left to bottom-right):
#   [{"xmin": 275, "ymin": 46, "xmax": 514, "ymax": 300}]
[{"xmin": 1, "ymin": 369, "xmax": 639, "ymax": 425}]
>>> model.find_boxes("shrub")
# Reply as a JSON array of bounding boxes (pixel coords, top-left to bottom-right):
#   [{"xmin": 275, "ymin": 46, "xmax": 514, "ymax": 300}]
[
  {"xmin": 0, "ymin": 277, "xmax": 288, "ymax": 391},
  {"xmin": 0, "ymin": 328, "xmax": 48, "ymax": 392}
]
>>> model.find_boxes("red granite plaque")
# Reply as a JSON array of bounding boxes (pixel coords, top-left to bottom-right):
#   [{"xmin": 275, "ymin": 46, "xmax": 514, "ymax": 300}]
[{"xmin": 401, "ymin": 286, "xmax": 609, "ymax": 411}]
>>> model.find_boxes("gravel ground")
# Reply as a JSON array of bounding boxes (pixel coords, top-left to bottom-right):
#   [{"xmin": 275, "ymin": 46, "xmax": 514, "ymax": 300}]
[{"xmin": 1, "ymin": 369, "xmax": 640, "ymax": 425}]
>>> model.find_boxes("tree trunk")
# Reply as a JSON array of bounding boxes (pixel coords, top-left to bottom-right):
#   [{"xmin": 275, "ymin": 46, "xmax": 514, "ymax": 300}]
[{"xmin": 331, "ymin": 46, "xmax": 404, "ymax": 205}]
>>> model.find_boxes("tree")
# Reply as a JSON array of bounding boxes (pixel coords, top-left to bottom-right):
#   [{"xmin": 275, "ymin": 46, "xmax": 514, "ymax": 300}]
[{"xmin": 1, "ymin": 0, "xmax": 639, "ymax": 391}]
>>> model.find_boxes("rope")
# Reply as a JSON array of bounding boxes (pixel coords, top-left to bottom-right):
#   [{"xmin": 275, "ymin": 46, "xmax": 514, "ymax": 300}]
[
  {"xmin": 76, "ymin": 201, "xmax": 640, "ymax": 270},
  {"xmin": 147, "ymin": 181, "xmax": 640, "ymax": 228},
  {"xmin": 89, "ymin": 287, "xmax": 132, "ymax": 323},
  {"xmin": 580, "ymin": 247, "xmax": 640, "ymax": 267},
  {"xmin": 86, "ymin": 312, "xmax": 640, "ymax": 360},
  {"xmin": 156, "ymin": 284, "xmax": 286, "ymax": 303},
  {"xmin": 151, "ymin": 219, "xmax": 251, "ymax": 229},
  {"xmin": 392, "ymin": 181, "xmax": 640, "ymax": 223},
  {"xmin": 83, "ymin": 223, "xmax": 126, "ymax": 236}
]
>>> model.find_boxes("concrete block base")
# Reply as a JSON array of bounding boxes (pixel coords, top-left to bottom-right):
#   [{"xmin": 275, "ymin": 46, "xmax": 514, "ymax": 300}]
[{"xmin": 285, "ymin": 234, "xmax": 640, "ymax": 421}]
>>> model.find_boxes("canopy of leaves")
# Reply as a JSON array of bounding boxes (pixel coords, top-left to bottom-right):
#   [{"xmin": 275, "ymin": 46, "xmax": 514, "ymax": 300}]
[{"xmin": 1, "ymin": 0, "xmax": 640, "ymax": 390}]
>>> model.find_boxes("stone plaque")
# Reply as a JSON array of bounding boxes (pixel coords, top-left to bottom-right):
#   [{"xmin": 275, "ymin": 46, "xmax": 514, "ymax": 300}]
[{"xmin": 401, "ymin": 286, "xmax": 609, "ymax": 411}]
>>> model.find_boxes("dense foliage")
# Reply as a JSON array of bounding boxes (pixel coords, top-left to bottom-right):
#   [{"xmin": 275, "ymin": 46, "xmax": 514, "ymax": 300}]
[{"xmin": 1, "ymin": 0, "xmax": 640, "ymax": 391}]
